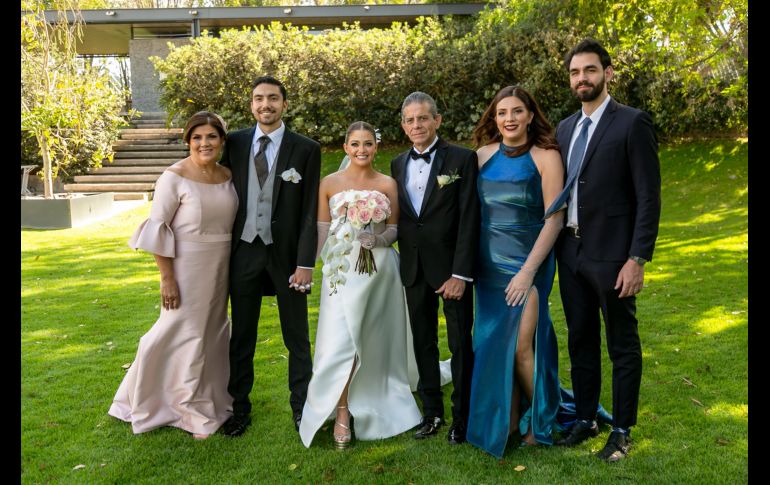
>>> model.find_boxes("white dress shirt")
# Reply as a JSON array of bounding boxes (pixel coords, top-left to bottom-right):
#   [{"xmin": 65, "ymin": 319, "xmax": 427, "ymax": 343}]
[
  {"xmin": 251, "ymin": 122, "xmax": 285, "ymax": 169},
  {"xmin": 567, "ymin": 94, "xmax": 612, "ymax": 228},
  {"xmin": 405, "ymin": 136, "xmax": 439, "ymax": 216}
]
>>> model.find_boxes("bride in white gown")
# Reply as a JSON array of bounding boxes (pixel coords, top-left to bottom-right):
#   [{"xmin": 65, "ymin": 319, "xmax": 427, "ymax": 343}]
[{"xmin": 299, "ymin": 122, "xmax": 448, "ymax": 449}]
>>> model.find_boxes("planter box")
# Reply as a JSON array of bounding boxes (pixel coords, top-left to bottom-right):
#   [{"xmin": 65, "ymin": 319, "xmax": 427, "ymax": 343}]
[{"xmin": 21, "ymin": 193, "xmax": 115, "ymax": 229}]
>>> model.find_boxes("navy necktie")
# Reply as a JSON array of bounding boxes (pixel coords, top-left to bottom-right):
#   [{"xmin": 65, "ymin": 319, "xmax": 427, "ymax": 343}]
[
  {"xmin": 544, "ymin": 118, "xmax": 592, "ymax": 218},
  {"xmin": 254, "ymin": 135, "xmax": 271, "ymax": 188},
  {"xmin": 409, "ymin": 145, "xmax": 436, "ymax": 163}
]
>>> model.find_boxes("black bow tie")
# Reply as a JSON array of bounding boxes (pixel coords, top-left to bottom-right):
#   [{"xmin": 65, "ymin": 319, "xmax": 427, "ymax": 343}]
[{"xmin": 409, "ymin": 146, "xmax": 436, "ymax": 163}]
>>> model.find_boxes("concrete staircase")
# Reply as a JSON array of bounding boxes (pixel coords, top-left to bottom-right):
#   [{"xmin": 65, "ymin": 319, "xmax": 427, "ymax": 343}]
[{"xmin": 63, "ymin": 112, "xmax": 188, "ymax": 201}]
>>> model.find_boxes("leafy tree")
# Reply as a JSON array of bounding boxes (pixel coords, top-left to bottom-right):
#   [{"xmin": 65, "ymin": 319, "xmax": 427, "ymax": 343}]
[{"xmin": 21, "ymin": 0, "xmax": 127, "ymax": 197}]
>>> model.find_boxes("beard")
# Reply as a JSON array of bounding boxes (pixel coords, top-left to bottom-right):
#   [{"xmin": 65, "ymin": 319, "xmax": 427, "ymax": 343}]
[{"xmin": 572, "ymin": 77, "xmax": 605, "ymax": 102}]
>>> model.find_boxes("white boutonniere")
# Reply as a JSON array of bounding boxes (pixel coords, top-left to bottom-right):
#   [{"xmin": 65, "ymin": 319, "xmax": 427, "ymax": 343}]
[
  {"xmin": 437, "ymin": 170, "xmax": 461, "ymax": 188},
  {"xmin": 280, "ymin": 168, "xmax": 302, "ymax": 183}
]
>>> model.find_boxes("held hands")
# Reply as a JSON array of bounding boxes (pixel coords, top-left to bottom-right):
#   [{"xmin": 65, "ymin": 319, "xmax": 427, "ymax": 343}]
[
  {"xmin": 436, "ymin": 277, "xmax": 466, "ymax": 300},
  {"xmin": 505, "ymin": 268, "xmax": 535, "ymax": 306},
  {"xmin": 615, "ymin": 259, "xmax": 645, "ymax": 298},
  {"xmin": 289, "ymin": 267, "xmax": 314, "ymax": 293},
  {"xmin": 160, "ymin": 277, "xmax": 180, "ymax": 310}
]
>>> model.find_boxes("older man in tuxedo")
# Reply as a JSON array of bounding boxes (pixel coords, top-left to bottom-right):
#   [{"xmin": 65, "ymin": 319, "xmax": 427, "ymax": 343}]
[
  {"xmin": 391, "ymin": 92, "xmax": 480, "ymax": 445},
  {"xmin": 545, "ymin": 39, "xmax": 661, "ymax": 462}
]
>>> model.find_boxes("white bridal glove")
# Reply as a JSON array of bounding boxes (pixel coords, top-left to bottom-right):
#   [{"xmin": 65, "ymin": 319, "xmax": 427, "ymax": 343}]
[{"xmin": 316, "ymin": 221, "xmax": 331, "ymax": 260}]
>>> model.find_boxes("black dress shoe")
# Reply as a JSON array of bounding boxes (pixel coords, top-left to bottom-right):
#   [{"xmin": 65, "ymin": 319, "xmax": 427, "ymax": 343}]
[
  {"xmin": 597, "ymin": 431, "xmax": 630, "ymax": 462},
  {"xmin": 222, "ymin": 413, "xmax": 251, "ymax": 437},
  {"xmin": 555, "ymin": 420, "xmax": 599, "ymax": 446},
  {"xmin": 447, "ymin": 422, "xmax": 466, "ymax": 445},
  {"xmin": 293, "ymin": 411, "xmax": 302, "ymax": 432},
  {"xmin": 414, "ymin": 416, "xmax": 443, "ymax": 439}
]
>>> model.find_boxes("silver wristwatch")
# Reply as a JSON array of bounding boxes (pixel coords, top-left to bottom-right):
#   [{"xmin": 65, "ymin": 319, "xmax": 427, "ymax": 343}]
[{"xmin": 629, "ymin": 255, "xmax": 647, "ymax": 266}]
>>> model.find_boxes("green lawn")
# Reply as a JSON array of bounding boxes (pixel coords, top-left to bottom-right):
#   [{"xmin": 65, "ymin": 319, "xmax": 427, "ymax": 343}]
[{"xmin": 21, "ymin": 139, "xmax": 747, "ymax": 484}]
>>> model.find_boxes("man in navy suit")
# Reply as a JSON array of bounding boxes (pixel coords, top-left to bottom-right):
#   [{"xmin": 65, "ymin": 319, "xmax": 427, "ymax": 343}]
[{"xmin": 545, "ymin": 39, "xmax": 661, "ymax": 461}]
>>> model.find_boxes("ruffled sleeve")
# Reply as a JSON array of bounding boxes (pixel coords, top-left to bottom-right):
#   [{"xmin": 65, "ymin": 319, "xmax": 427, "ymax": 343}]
[{"xmin": 128, "ymin": 172, "xmax": 181, "ymax": 257}]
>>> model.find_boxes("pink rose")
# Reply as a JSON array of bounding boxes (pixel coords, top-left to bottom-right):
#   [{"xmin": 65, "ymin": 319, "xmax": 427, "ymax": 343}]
[
  {"xmin": 355, "ymin": 199, "xmax": 368, "ymax": 210},
  {"xmin": 358, "ymin": 208, "xmax": 372, "ymax": 225},
  {"xmin": 372, "ymin": 207, "xmax": 386, "ymax": 223},
  {"xmin": 347, "ymin": 206, "xmax": 359, "ymax": 222}
]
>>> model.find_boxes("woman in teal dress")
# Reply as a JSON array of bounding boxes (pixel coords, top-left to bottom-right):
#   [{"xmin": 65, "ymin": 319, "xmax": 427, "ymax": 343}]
[{"xmin": 465, "ymin": 86, "xmax": 565, "ymax": 458}]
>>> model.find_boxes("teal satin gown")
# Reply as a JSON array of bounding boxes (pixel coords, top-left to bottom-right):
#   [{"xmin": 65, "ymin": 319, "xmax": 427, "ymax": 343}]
[{"xmin": 466, "ymin": 148, "xmax": 561, "ymax": 458}]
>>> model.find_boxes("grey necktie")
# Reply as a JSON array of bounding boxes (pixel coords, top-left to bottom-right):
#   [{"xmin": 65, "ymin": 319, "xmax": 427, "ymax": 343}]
[
  {"xmin": 544, "ymin": 118, "xmax": 592, "ymax": 218},
  {"xmin": 254, "ymin": 135, "xmax": 271, "ymax": 188}
]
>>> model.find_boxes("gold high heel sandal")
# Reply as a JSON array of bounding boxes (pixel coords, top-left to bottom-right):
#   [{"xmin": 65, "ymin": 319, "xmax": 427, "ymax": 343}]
[{"xmin": 333, "ymin": 406, "xmax": 354, "ymax": 449}]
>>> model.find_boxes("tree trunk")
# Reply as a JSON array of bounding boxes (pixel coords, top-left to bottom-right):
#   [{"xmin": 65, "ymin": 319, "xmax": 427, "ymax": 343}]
[{"xmin": 37, "ymin": 133, "xmax": 54, "ymax": 199}]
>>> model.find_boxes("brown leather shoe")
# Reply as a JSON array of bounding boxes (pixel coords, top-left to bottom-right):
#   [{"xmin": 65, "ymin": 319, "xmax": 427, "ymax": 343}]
[{"xmin": 597, "ymin": 431, "xmax": 631, "ymax": 462}]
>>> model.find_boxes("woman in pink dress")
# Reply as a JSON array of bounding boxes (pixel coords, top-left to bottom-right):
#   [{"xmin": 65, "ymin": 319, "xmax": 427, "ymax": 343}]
[{"xmin": 108, "ymin": 111, "xmax": 238, "ymax": 439}]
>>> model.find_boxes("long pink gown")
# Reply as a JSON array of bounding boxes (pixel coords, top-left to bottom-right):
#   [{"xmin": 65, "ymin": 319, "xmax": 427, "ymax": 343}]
[{"xmin": 108, "ymin": 167, "xmax": 238, "ymax": 435}]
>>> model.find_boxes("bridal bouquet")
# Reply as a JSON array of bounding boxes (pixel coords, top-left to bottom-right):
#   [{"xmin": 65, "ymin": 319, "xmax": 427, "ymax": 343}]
[{"xmin": 322, "ymin": 190, "xmax": 391, "ymax": 295}]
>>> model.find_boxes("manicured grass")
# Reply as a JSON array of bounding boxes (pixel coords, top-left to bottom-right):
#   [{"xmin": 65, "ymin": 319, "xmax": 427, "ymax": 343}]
[{"xmin": 21, "ymin": 140, "xmax": 747, "ymax": 483}]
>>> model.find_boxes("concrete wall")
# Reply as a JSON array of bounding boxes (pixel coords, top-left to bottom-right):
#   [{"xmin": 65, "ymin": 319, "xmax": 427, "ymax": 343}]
[{"xmin": 129, "ymin": 38, "xmax": 190, "ymax": 113}]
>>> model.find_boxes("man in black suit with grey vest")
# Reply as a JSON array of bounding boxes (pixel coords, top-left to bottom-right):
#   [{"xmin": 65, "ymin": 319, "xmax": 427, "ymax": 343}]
[{"xmin": 220, "ymin": 76, "xmax": 321, "ymax": 437}]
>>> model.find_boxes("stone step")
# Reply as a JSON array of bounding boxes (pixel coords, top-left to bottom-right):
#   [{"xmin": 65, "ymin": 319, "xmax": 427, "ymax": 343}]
[
  {"xmin": 130, "ymin": 123, "xmax": 168, "ymax": 129},
  {"xmin": 114, "ymin": 192, "xmax": 153, "ymax": 201},
  {"xmin": 114, "ymin": 150, "xmax": 188, "ymax": 159},
  {"xmin": 120, "ymin": 128, "xmax": 183, "ymax": 134},
  {"xmin": 114, "ymin": 143, "xmax": 186, "ymax": 152},
  {"xmin": 73, "ymin": 174, "xmax": 160, "ymax": 183},
  {"xmin": 132, "ymin": 118, "xmax": 168, "ymax": 123},
  {"xmin": 114, "ymin": 139, "xmax": 182, "ymax": 146},
  {"xmin": 132, "ymin": 111, "xmax": 167, "ymax": 119},
  {"xmin": 64, "ymin": 182, "xmax": 156, "ymax": 192},
  {"xmin": 91, "ymin": 165, "xmax": 168, "ymax": 174},
  {"xmin": 109, "ymin": 158, "xmax": 178, "ymax": 166},
  {"xmin": 119, "ymin": 133, "xmax": 184, "ymax": 141}
]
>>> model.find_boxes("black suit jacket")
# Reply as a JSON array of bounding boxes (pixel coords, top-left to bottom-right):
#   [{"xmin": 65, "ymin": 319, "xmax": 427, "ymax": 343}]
[
  {"xmin": 391, "ymin": 138, "xmax": 480, "ymax": 288},
  {"xmin": 221, "ymin": 125, "xmax": 321, "ymax": 283},
  {"xmin": 556, "ymin": 99, "xmax": 661, "ymax": 262}
]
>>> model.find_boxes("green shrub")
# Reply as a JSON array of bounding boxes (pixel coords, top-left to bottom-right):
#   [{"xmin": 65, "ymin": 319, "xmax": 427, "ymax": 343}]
[{"xmin": 152, "ymin": 1, "xmax": 747, "ymax": 143}]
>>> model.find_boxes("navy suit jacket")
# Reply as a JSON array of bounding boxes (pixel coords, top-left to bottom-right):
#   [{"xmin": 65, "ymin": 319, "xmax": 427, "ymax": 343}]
[{"xmin": 555, "ymin": 98, "xmax": 661, "ymax": 263}]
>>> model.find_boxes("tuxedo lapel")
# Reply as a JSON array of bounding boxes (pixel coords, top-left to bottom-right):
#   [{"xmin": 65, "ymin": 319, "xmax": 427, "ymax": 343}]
[
  {"xmin": 272, "ymin": 129, "xmax": 295, "ymax": 209},
  {"xmin": 579, "ymin": 100, "xmax": 618, "ymax": 176},
  {"xmin": 418, "ymin": 139, "xmax": 446, "ymax": 217},
  {"xmin": 395, "ymin": 153, "xmax": 418, "ymax": 220}
]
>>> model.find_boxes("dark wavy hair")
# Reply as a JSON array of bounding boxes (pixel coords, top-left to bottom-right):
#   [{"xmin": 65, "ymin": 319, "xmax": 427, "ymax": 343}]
[
  {"xmin": 183, "ymin": 111, "xmax": 228, "ymax": 144},
  {"xmin": 471, "ymin": 86, "xmax": 559, "ymax": 157}
]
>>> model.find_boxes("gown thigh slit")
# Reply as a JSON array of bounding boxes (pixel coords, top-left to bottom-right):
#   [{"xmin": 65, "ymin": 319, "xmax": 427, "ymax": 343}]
[
  {"xmin": 299, "ymin": 189, "xmax": 421, "ymax": 447},
  {"xmin": 467, "ymin": 149, "xmax": 560, "ymax": 458}
]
